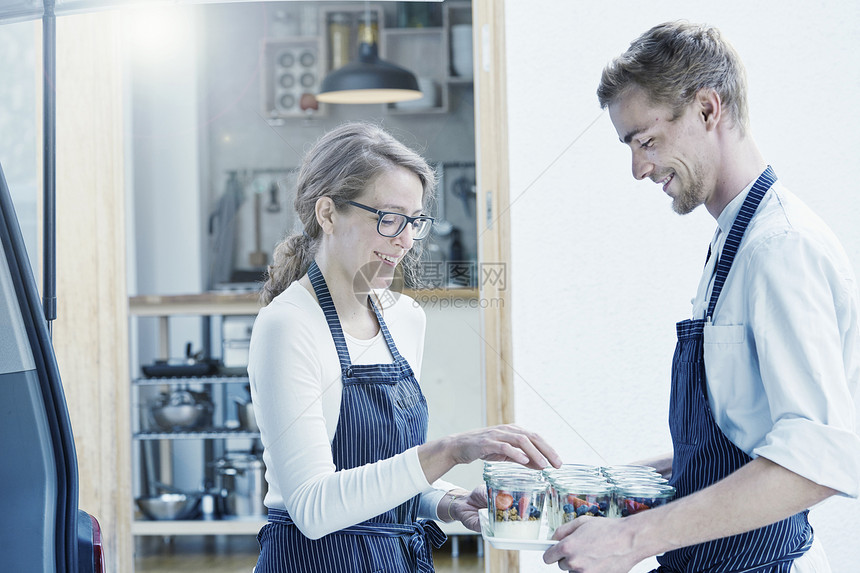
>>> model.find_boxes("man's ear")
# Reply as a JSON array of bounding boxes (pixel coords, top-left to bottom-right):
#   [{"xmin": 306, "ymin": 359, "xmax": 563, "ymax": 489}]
[
  {"xmin": 697, "ymin": 88, "xmax": 722, "ymax": 131},
  {"xmin": 315, "ymin": 197, "xmax": 336, "ymax": 235}
]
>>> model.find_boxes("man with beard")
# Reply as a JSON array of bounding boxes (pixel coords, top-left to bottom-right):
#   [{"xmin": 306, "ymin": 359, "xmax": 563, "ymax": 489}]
[{"xmin": 544, "ymin": 21, "xmax": 860, "ymax": 573}]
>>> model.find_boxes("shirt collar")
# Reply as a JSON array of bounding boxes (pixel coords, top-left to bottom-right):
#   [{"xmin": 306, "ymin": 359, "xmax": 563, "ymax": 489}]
[{"xmin": 714, "ymin": 171, "xmax": 764, "ymax": 235}]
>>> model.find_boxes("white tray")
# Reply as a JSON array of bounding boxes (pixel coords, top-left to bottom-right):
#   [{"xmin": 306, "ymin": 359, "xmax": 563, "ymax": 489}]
[{"xmin": 479, "ymin": 508, "xmax": 558, "ymax": 551}]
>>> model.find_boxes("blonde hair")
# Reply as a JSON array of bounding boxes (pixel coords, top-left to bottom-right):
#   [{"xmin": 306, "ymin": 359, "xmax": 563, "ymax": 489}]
[
  {"xmin": 260, "ymin": 122, "xmax": 436, "ymax": 305},
  {"xmin": 597, "ymin": 21, "xmax": 749, "ymax": 136}
]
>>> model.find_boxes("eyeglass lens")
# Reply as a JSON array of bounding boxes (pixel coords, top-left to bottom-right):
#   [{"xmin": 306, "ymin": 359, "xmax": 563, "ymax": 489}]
[{"xmin": 378, "ymin": 213, "xmax": 432, "ymax": 239}]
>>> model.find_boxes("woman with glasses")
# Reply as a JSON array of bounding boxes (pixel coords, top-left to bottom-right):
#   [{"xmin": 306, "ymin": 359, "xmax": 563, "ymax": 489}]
[{"xmin": 249, "ymin": 122, "xmax": 561, "ymax": 573}]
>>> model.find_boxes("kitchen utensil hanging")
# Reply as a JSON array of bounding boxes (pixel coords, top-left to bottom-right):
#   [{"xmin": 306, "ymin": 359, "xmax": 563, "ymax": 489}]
[
  {"xmin": 451, "ymin": 165, "xmax": 476, "ymax": 217},
  {"xmin": 265, "ymin": 180, "xmax": 281, "ymax": 213},
  {"xmin": 249, "ymin": 190, "xmax": 268, "ymax": 268}
]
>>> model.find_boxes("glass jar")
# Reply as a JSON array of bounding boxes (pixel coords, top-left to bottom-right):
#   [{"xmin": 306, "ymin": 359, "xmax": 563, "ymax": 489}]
[
  {"xmin": 610, "ymin": 475, "xmax": 669, "ymax": 487},
  {"xmin": 327, "ymin": 13, "xmax": 351, "ymax": 70},
  {"xmin": 543, "ymin": 463, "xmax": 601, "ymax": 479},
  {"xmin": 486, "ymin": 474, "xmax": 547, "ymax": 540},
  {"xmin": 614, "ymin": 483, "xmax": 675, "ymax": 517},
  {"xmin": 357, "ymin": 12, "xmax": 379, "ymax": 46},
  {"xmin": 601, "ymin": 464, "xmax": 658, "ymax": 478},
  {"xmin": 548, "ymin": 476, "xmax": 612, "ymax": 533},
  {"xmin": 483, "ymin": 461, "xmax": 543, "ymax": 481}
]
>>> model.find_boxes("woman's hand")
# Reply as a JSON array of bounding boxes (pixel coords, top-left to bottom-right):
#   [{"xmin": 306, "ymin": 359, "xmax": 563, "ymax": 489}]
[
  {"xmin": 449, "ymin": 424, "xmax": 562, "ymax": 469},
  {"xmin": 444, "ymin": 486, "xmax": 487, "ymax": 532},
  {"xmin": 418, "ymin": 424, "xmax": 563, "ymax": 483}
]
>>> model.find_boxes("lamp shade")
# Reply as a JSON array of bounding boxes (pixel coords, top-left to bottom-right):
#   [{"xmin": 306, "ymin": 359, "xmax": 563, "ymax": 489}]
[{"xmin": 317, "ymin": 42, "xmax": 422, "ymax": 104}]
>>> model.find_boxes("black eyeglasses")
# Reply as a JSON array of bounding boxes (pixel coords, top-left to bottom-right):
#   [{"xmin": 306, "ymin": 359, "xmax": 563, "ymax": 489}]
[{"xmin": 347, "ymin": 201, "xmax": 434, "ymax": 240}]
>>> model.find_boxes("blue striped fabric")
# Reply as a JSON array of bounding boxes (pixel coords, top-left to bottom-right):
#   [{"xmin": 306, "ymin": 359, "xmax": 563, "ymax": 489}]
[
  {"xmin": 254, "ymin": 261, "xmax": 445, "ymax": 572},
  {"xmin": 657, "ymin": 168, "xmax": 813, "ymax": 572},
  {"xmin": 263, "ymin": 509, "xmax": 446, "ymax": 573},
  {"xmin": 706, "ymin": 166, "xmax": 776, "ymax": 320}
]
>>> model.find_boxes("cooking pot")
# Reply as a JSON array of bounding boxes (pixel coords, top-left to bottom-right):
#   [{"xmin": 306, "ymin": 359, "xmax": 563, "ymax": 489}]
[
  {"xmin": 213, "ymin": 453, "xmax": 267, "ymax": 518},
  {"xmin": 233, "ymin": 396, "xmax": 259, "ymax": 432}
]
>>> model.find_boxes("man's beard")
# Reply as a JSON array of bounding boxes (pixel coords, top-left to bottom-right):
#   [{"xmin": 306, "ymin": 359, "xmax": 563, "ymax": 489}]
[{"xmin": 671, "ymin": 165, "xmax": 707, "ymax": 215}]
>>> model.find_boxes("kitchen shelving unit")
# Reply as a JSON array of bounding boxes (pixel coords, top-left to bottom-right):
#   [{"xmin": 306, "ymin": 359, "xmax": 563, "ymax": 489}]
[
  {"xmin": 129, "ymin": 293, "xmax": 264, "ymax": 537},
  {"xmin": 127, "ymin": 290, "xmax": 481, "ymax": 541},
  {"xmin": 133, "ymin": 376, "xmax": 258, "ymax": 441},
  {"xmin": 382, "ymin": 0, "xmax": 473, "ymax": 115},
  {"xmin": 262, "ymin": 1, "xmax": 473, "ymax": 119}
]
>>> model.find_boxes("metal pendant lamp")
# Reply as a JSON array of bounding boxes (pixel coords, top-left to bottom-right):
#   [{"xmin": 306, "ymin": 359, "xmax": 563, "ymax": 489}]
[{"xmin": 317, "ymin": 9, "xmax": 422, "ymax": 105}]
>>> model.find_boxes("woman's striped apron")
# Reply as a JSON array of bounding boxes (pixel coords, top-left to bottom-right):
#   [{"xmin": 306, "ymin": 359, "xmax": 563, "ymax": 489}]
[{"xmin": 255, "ymin": 261, "xmax": 446, "ymax": 573}]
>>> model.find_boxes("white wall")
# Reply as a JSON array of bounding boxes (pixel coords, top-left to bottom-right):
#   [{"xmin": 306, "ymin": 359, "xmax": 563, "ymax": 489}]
[
  {"xmin": 125, "ymin": 5, "xmax": 208, "ymax": 494},
  {"xmin": 503, "ymin": 1, "xmax": 860, "ymax": 571},
  {"xmin": 421, "ymin": 301, "xmax": 484, "ymax": 497},
  {"xmin": 126, "ymin": 5, "xmax": 206, "ymax": 363}
]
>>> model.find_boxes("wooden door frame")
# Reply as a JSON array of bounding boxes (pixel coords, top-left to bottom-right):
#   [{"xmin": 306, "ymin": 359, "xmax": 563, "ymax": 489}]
[
  {"xmin": 473, "ymin": 1, "xmax": 517, "ymax": 571},
  {"xmin": 39, "ymin": 12, "xmax": 133, "ymax": 573}
]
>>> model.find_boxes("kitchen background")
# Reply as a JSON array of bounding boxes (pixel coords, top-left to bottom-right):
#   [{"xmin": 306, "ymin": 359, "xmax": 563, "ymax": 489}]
[
  {"xmin": 1, "ymin": 0, "xmax": 487, "ymax": 568},
  {"xmin": 2, "ymin": 1, "xmax": 860, "ymax": 572},
  {"xmin": 126, "ymin": 0, "xmax": 486, "ymax": 554}
]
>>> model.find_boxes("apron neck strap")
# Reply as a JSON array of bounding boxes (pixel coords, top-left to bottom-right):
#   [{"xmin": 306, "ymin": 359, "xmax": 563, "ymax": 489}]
[
  {"xmin": 308, "ymin": 260, "xmax": 353, "ymax": 369},
  {"xmin": 367, "ymin": 294, "xmax": 404, "ymax": 362},
  {"xmin": 707, "ymin": 165, "xmax": 777, "ymax": 320},
  {"xmin": 307, "ymin": 261, "xmax": 404, "ymax": 367}
]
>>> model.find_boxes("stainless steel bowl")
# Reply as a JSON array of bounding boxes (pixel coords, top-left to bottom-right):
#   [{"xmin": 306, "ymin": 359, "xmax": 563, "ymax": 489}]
[
  {"xmin": 148, "ymin": 389, "xmax": 212, "ymax": 431},
  {"xmin": 150, "ymin": 403, "xmax": 205, "ymax": 431},
  {"xmin": 136, "ymin": 493, "xmax": 201, "ymax": 520}
]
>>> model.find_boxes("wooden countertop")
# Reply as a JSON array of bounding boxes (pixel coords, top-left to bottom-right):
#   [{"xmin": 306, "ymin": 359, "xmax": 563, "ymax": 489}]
[
  {"xmin": 129, "ymin": 292, "xmax": 262, "ymax": 316},
  {"xmin": 129, "ymin": 288, "xmax": 479, "ymax": 316}
]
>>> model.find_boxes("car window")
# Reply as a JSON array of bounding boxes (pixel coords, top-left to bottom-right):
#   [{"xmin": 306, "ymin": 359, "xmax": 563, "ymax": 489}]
[{"xmin": 0, "ymin": 242, "xmax": 36, "ymax": 374}]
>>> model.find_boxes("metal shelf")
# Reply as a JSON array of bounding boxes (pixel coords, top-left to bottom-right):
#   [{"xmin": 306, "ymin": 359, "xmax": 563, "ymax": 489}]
[
  {"xmin": 133, "ymin": 376, "xmax": 249, "ymax": 386},
  {"xmin": 131, "ymin": 518, "xmax": 267, "ymax": 536},
  {"xmin": 134, "ymin": 429, "xmax": 260, "ymax": 440}
]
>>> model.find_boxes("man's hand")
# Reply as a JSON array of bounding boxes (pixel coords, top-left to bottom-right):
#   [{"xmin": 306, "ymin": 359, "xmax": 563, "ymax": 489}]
[{"xmin": 543, "ymin": 516, "xmax": 642, "ymax": 572}]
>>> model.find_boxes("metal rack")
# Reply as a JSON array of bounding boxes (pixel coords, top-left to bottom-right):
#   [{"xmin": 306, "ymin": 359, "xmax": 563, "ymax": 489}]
[{"xmin": 129, "ymin": 294, "xmax": 263, "ymax": 537}]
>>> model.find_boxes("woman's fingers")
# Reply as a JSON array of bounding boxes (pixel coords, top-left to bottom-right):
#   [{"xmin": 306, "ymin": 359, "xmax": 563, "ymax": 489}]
[
  {"xmin": 448, "ymin": 424, "xmax": 563, "ymax": 469},
  {"xmin": 486, "ymin": 425, "xmax": 563, "ymax": 469},
  {"xmin": 485, "ymin": 438, "xmax": 533, "ymax": 466},
  {"xmin": 523, "ymin": 428, "xmax": 564, "ymax": 468},
  {"xmin": 467, "ymin": 485, "xmax": 487, "ymax": 506}
]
